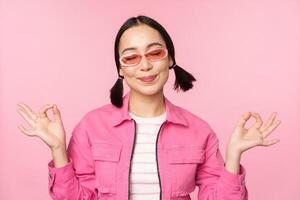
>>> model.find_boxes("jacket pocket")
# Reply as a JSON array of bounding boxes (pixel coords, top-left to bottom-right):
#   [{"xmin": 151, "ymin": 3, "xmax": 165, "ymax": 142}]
[
  {"xmin": 91, "ymin": 142, "xmax": 122, "ymax": 197},
  {"xmin": 95, "ymin": 187, "xmax": 118, "ymax": 200},
  {"xmin": 166, "ymin": 145, "xmax": 205, "ymax": 197},
  {"xmin": 167, "ymin": 146, "xmax": 205, "ymax": 164}
]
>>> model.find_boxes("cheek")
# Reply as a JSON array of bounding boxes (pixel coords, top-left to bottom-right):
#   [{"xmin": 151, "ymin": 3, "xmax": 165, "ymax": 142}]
[
  {"xmin": 157, "ymin": 63, "xmax": 170, "ymax": 80},
  {"xmin": 122, "ymin": 61, "xmax": 170, "ymax": 88},
  {"xmin": 121, "ymin": 68, "xmax": 136, "ymax": 78},
  {"xmin": 122, "ymin": 69, "xmax": 138, "ymax": 87},
  {"xmin": 159, "ymin": 70, "xmax": 170, "ymax": 86}
]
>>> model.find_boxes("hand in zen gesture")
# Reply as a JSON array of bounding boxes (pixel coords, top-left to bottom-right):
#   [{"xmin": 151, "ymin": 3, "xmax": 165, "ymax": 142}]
[
  {"xmin": 227, "ymin": 112, "xmax": 281, "ymax": 156},
  {"xmin": 17, "ymin": 103, "xmax": 67, "ymax": 151}
]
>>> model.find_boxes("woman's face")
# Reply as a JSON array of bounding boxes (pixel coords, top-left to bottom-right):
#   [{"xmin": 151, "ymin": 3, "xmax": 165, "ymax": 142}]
[{"xmin": 118, "ymin": 24, "xmax": 173, "ymax": 96}]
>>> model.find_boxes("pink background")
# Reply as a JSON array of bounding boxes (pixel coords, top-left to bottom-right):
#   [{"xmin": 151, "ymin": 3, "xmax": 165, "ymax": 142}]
[{"xmin": 1, "ymin": 0, "xmax": 299, "ymax": 199}]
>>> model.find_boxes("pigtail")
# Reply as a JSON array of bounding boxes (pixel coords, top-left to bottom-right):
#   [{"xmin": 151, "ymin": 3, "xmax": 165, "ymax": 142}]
[
  {"xmin": 171, "ymin": 64, "xmax": 196, "ymax": 91},
  {"xmin": 110, "ymin": 76, "xmax": 124, "ymax": 108}
]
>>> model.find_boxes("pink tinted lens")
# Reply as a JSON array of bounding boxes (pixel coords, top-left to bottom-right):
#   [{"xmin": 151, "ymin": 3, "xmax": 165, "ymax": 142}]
[
  {"xmin": 120, "ymin": 54, "xmax": 141, "ymax": 65},
  {"xmin": 146, "ymin": 48, "xmax": 167, "ymax": 61},
  {"xmin": 120, "ymin": 48, "xmax": 167, "ymax": 66}
]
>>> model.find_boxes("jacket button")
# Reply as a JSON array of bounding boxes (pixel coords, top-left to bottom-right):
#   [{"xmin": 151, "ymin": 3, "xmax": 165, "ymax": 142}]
[
  {"xmin": 241, "ymin": 179, "xmax": 245, "ymax": 185},
  {"xmin": 234, "ymin": 186, "xmax": 240, "ymax": 191}
]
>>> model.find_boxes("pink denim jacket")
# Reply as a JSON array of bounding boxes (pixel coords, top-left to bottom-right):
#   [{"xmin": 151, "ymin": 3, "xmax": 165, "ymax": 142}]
[{"xmin": 48, "ymin": 91, "xmax": 248, "ymax": 200}]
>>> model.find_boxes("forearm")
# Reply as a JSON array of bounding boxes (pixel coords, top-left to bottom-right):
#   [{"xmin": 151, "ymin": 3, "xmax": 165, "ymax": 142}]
[
  {"xmin": 197, "ymin": 147, "xmax": 248, "ymax": 200},
  {"xmin": 51, "ymin": 145, "xmax": 69, "ymax": 168},
  {"xmin": 225, "ymin": 148, "xmax": 242, "ymax": 174}
]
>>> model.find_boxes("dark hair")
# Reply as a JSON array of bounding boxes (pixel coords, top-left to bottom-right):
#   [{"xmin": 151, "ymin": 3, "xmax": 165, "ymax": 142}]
[{"xmin": 110, "ymin": 15, "xmax": 196, "ymax": 108}]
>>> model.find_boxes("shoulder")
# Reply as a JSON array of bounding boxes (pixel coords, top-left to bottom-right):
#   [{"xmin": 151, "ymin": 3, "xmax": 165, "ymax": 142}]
[
  {"xmin": 69, "ymin": 103, "xmax": 118, "ymax": 140},
  {"xmin": 175, "ymin": 104, "xmax": 216, "ymax": 135},
  {"xmin": 80, "ymin": 103, "xmax": 117, "ymax": 123},
  {"xmin": 171, "ymin": 104, "xmax": 220, "ymax": 148},
  {"xmin": 70, "ymin": 102, "xmax": 116, "ymax": 129}
]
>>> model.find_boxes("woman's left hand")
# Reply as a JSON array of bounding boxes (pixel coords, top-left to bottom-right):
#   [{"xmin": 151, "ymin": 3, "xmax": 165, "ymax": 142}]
[{"xmin": 227, "ymin": 112, "xmax": 281, "ymax": 157}]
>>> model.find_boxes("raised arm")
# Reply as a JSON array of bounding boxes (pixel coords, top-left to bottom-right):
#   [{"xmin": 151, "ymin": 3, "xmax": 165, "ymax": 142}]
[
  {"xmin": 17, "ymin": 103, "xmax": 98, "ymax": 199},
  {"xmin": 196, "ymin": 111, "xmax": 281, "ymax": 200}
]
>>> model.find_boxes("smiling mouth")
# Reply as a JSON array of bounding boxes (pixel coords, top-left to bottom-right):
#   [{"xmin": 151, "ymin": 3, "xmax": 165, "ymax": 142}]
[{"xmin": 138, "ymin": 74, "xmax": 157, "ymax": 82}]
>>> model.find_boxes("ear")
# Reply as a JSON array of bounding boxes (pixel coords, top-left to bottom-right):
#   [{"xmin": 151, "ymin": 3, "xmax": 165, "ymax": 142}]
[
  {"xmin": 168, "ymin": 56, "xmax": 174, "ymax": 67},
  {"xmin": 119, "ymin": 68, "xmax": 124, "ymax": 77}
]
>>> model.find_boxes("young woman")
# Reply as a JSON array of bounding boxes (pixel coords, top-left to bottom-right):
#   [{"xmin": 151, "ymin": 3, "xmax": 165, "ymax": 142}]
[{"xmin": 17, "ymin": 15, "xmax": 281, "ymax": 200}]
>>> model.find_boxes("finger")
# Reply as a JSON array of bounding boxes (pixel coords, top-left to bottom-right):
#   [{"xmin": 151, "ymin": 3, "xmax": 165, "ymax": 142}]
[
  {"xmin": 17, "ymin": 108, "xmax": 35, "ymax": 127},
  {"xmin": 250, "ymin": 112, "xmax": 263, "ymax": 129},
  {"xmin": 18, "ymin": 125, "xmax": 36, "ymax": 137},
  {"xmin": 260, "ymin": 112, "xmax": 277, "ymax": 132},
  {"xmin": 52, "ymin": 104, "xmax": 62, "ymax": 122},
  {"xmin": 237, "ymin": 112, "xmax": 251, "ymax": 128},
  {"xmin": 17, "ymin": 103, "xmax": 38, "ymax": 121},
  {"xmin": 262, "ymin": 138, "xmax": 280, "ymax": 146},
  {"xmin": 38, "ymin": 104, "xmax": 54, "ymax": 119},
  {"xmin": 262, "ymin": 120, "xmax": 281, "ymax": 138}
]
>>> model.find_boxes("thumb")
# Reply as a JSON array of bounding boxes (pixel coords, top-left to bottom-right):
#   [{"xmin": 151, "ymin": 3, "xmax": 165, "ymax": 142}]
[{"xmin": 52, "ymin": 104, "xmax": 62, "ymax": 122}]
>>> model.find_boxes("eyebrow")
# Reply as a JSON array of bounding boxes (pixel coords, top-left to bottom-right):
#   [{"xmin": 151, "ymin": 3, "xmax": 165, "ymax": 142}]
[{"xmin": 121, "ymin": 42, "xmax": 163, "ymax": 54}]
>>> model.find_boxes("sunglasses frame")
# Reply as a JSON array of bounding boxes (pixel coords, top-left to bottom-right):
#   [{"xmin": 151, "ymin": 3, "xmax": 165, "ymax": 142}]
[{"xmin": 119, "ymin": 47, "xmax": 168, "ymax": 67}]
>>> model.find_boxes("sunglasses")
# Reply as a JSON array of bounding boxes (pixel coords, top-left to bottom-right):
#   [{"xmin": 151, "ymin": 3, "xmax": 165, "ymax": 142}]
[{"xmin": 119, "ymin": 47, "xmax": 168, "ymax": 67}]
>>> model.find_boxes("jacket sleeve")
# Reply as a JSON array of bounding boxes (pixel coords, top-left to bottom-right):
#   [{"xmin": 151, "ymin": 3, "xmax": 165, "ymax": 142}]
[
  {"xmin": 47, "ymin": 119, "xmax": 98, "ymax": 200},
  {"xmin": 195, "ymin": 130, "xmax": 248, "ymax": 200}
]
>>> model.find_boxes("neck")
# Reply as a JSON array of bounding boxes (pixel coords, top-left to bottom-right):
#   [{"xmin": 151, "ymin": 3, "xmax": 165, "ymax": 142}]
[{"xmin": 128, "ymin": 90, "xmax": 166, "ymax": 117}]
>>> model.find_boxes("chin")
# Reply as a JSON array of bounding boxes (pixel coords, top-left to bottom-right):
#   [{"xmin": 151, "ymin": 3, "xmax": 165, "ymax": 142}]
[{"xmin": 133, "ymin": 86, "xmax": 164, "ymax": 96}]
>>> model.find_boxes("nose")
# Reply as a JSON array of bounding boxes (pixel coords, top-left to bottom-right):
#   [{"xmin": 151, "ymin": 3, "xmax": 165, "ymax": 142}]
[{"xmin": 139, "ymin": 55, "xmax": 153, "ymax": 71}]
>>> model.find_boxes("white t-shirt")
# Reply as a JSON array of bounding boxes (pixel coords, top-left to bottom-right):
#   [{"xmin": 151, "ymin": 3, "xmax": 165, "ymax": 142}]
[{"xmin": 128, "ymin": 111, "xmax": 167, "ymax": 200}]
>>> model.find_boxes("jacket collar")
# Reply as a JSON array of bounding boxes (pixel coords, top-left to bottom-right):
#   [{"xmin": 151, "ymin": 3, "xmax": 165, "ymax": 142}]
[{"xmin": 112, "ymin": 91, "xmax": 188, "ymax": 127}]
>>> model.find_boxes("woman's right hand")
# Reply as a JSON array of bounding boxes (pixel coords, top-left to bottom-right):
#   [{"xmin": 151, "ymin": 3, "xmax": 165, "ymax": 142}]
[{"xmin": 17, "ymin": 103, "xmax": 67, "ymax": 151}]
